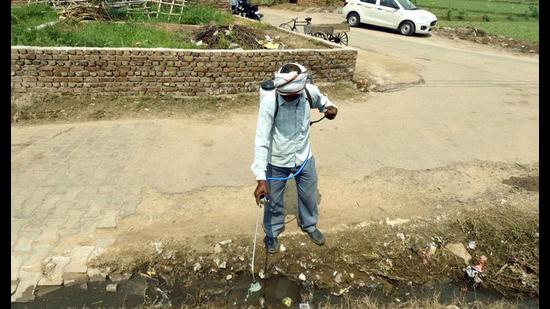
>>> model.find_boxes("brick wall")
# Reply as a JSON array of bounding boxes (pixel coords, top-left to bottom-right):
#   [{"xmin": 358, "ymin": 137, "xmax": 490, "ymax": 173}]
[{"xmin": 11, "ymin": 46, "xmax": 357, "ymax": 96}]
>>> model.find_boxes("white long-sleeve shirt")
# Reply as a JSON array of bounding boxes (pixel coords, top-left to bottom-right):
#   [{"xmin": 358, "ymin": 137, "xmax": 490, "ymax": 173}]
[{"xmin": 251, "ymin": 84, "xmax": 336, "ymax": 181}]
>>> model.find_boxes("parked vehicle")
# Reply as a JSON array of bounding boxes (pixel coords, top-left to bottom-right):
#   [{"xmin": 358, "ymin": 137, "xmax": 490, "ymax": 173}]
[
  {"xmin": 235, "ymin": 0, "xmax": 263, "ymax": 21},
  {"xmin": 342, "ymin": 0, "xmax": 437, "ymax": 35}
]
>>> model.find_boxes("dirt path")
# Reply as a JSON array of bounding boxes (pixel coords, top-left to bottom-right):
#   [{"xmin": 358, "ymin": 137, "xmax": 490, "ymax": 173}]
[
  {"xmin": 11, "ymin": 9, "xmax": 538, "ymax": 304},
  {"xmin": 100, "ymin": 9, "xmax": 538, "ymax": 259}
]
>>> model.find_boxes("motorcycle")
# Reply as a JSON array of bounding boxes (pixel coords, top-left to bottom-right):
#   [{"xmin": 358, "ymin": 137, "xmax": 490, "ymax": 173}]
[{"xmin": 235, "ymin": 0, "xmax": 263, "ymax": 21}]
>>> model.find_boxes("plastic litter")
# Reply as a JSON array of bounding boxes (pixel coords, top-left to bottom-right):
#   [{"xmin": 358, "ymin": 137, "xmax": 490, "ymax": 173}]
[
  {"xmin": 468, "ymin": 240, "xmax": 477, "ymax": 250},
  {"xmin": 299, "ymin": 303, "xmax": 311, "ymax": 309},
  {"xmin": 106, "ymin": 283, "xmax": 118, "ymax": 293},
  {"xmin": 464, "ymin": 255, "xmax": 487, "ymax": 284},
  {"xmin": 331, "ymin": 286, "xmax": 351, "ymax": 296},
  {"xmin": 282, "ymin": 297, "xmax": 293, "ymax": 307},
  {"xmin": 396, "ymin": 233, "xmax": 405, "ymax": 241}
]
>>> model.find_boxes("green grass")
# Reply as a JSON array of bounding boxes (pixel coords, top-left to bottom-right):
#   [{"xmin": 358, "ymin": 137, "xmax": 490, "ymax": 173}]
[
  {"xmin": 11, "ymin": 3, "xmax": 233, "ymax": 48},
  {"xmin": 438, "ymin": 20, "xmax": 538, "ymax": 43},
  {"xmin": 11, "ymin": 3, "xmax": 58, "ymax": 29},
  {"xmin": 12, "ymin": 20, "xmax": 198, "ymax": 48},
  {"xmin": 415, "ymin": 0, "xmax": 537, "ymax": 16},
  {"xmin": 128, "ymin": 4, "xmax": 233, "ymax": 25}
]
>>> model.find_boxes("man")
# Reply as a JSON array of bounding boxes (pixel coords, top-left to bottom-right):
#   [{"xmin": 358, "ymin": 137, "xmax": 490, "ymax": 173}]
[{"xmin": 251, "ymin": 63, "xmax": 338, "ymax": 253}]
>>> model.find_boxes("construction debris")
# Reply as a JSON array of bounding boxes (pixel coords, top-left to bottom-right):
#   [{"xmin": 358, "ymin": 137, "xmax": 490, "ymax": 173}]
[
  {"xmin": 194, "ymin": 25, "xmax": 263, "ymax": 50},
  {"xmin": 52, "ymin": 0, "xmax": 186, "ymax": 22},
  {"xmin": 58, "ymin": 0, "xmax": 112, "ymax": 21}
]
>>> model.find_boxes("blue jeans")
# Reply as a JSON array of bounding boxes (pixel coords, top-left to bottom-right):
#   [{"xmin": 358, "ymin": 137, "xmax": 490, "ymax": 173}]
[{"xmin": 264, "ymin": 156, "xmax": 318, "ymax": 238}]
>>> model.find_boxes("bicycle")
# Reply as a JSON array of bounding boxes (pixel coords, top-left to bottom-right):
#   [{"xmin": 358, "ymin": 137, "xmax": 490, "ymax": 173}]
[
  {"xmin": 279, "ymin": 17, "xmax": 350, "ymax": 45},
  {"xmin": 278, "ymin": 17, "xmax": 313, "ymax": 33}
]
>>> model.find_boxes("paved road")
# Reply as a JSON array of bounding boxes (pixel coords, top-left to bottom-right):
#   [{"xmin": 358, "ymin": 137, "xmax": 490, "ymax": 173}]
[
  {"xmin": 11, "ymin": 9, "xmax": 538, "ymax": 302},
  {"xmin": 261, "ymin": 7, "xmax": 539, "ymax": 172}
]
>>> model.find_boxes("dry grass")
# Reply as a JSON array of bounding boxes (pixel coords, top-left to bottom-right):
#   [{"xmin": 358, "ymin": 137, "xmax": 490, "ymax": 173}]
[
  {"xmin": 11, "ymin": 81, "xmax": 363, "ymax": 125},
  {"xmin": 318, "ymin": 293, "xmax": 526, "ymax": 308}
]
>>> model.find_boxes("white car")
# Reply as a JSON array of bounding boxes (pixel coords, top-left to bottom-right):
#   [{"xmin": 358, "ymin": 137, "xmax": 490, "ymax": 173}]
[{"xmin": 342, "ymin": 0, "xmax": 437, "ymax": 35}]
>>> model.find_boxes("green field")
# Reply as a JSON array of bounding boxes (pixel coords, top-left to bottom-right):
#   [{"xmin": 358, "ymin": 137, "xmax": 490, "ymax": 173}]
[
  {"xmin": 438, "ymin": 20, "xmax": 538, "ymax": 43},
  {"xmin": 410, "ymin": 0, "xmax": 538, "ymax": 43},
  {"xmin": 415, "ymin": 0, "xmax": 537, "ymax": 16}
]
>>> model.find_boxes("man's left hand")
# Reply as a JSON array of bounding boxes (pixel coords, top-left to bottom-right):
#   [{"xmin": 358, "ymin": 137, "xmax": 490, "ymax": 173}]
[{"xmin": 325, "ymin": 106, "xmax": 338, "ymax": 120}]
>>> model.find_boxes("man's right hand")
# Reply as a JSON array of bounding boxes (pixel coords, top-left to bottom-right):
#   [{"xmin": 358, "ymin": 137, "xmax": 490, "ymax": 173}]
[{"xmin": 254, "ymin": 180, "xmax": 268, "ymax": 206}]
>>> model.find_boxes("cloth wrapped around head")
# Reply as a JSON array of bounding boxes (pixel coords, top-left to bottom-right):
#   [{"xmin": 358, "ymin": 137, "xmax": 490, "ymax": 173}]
[{"xmin": 273, "ymin": 63, "xmax": 309, "ymax": 95}]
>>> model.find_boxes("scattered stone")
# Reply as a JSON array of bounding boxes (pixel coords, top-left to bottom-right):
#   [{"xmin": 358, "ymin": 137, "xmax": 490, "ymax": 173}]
[
  {"xmin": 385, "ymin": 218, "xmax": 409, "ymax": 227},
  {"xmin": 214, "ymin": 258, "xmax": 227, "ymax": 269},
  {"xmin": 299, "ymin": 273, "xmax": 306, "ymax": 281},
  {"xmin": 280, "ymin": 244, "xmax": 287, "ymax": 252},
  {"xmin": 106, "ymin": 283, "xmax": 118, "ymax": 293},
  {"xmin": 219, "ymin": 239, "xmax": 232, "ymax": 245},
  {"xmin": 11, "ymin": 281, "xmax": 38, "ymax": 303},
  {"xmin": 40, "ymin": 256, "xmax": 70, "ymax": 286},
  {"xmin": 214, "ymin": 244, "xmax": 223, "ymax": 254},
  {"xmin": 64, "ymin": 246, "xmax": 94, "ymax": 274},
  {"xmin": 226, "ymin": 274, "xmax": 233, "ymax": 281},
  {"xmin": 259, "ymin": 269, "xmax": 265, "ymax": 279},
  {"xmin": 87, "ymin": 247, "xmax": 106, "ymax": 264},
  {"xmin": 468, "ymin": 240, "xmax": 477, "ymax": 250},
  {"xmin": 193, "ymin": 262, "xmax": 202, "ymax": 272},
  {"xmin": 445, "ymin": 243, "xmax": 472, "ymax": 264},
  {"xmin": 154, "ymin": 241, "xmax": 164, "ymax": 254},
  {"xmin": 428, "ymin": 243, "xmax": 437, "ymax": 255},
  {"xmin": 162, "ymin": 250, "xmax": 175, "ymax": 260},
  {"xmin": 396, "ymin": 233, "xmax": 405, "ymax": 241},
  {"xmin": 63, "ymin": 272, "xmax": 88, "ymax": 286},
  {"xmin": 34, "ymin": 285, "xmax": 61, "ymax": 297},
  {"xmin": 109, "ymin": 273, "xmax": 132, "ymax": 282},
  {"xmin": 334, "ymin": 273, "xmax": 342, "ymax": 283},
  {"xmin": 87, "ymin": 268, "xmax": 108, "ymax": 282}
]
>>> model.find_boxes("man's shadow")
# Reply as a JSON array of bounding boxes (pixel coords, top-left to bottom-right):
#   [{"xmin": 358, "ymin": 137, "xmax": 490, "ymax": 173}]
[{"xmin": 283, "ymin": 179, "xmax": 322, "ymax": 225}]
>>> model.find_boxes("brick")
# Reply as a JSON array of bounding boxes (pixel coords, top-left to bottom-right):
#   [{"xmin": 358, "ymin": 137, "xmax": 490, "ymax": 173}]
[
  {"xmin": 63, "ymin": 246, "xmax": 95, "ymax": 274},
  {"xmin": 38, "ymin": 255, "xmax": 70, "ymax": 286}
]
